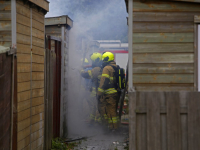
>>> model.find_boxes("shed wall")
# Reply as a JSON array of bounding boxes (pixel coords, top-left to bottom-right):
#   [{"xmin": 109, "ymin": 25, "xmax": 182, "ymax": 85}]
[
  {"xmin": 16, "ymin": 1, "xmax": 45, "ymax": 149},
  {"xmin": 132, "ymin": 0, "xmax": 200, "ymax": 91},
  {"xmin": 0, "ymin": 1, "xmax": 11, "ymax": 47}
]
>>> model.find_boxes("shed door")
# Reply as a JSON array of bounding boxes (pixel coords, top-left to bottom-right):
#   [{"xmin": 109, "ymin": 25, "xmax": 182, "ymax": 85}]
[{"xmin": 198, "ymin": 25, "xmax": 200, "ymax": 91}]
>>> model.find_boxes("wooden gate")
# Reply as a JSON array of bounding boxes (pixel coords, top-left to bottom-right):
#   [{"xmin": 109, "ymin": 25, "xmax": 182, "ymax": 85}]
[
  {"xmin": 129, "ymin": 92, "xmax": 200, "ymax": 150},
  {"xmin": 0, "ymin": 53, "xmax": 13, "ymax": 150},
  {"xmin": 44, "ymin": 35, "xmax": 61, "ymax": 149}
]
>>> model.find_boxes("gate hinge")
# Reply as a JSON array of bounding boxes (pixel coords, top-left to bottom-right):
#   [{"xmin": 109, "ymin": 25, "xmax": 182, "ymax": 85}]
[{"xmin": 7, "ymin": 47, "xmax": 17, "ymax": 55}]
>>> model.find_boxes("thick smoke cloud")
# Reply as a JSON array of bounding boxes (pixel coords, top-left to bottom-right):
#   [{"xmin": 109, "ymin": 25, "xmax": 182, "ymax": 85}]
[
  {"xmin": 45, "ymin": 0, "xmax": 128, "ymax": 138},
  {"xmin": 46, "ymin": 0, "xmax": 128, "ymax": 42}
]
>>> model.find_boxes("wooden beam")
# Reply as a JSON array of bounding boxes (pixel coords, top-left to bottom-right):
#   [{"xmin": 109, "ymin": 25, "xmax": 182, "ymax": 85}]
[
  {"xmin": 133, "ymin": 12, "xmax": 200, "ymax": 22},
  {"xmin": 133, "ymin": 22, "xmax": 194, "ymax": 33},
  {"xmin": 133, "ymin": 0, "xmax": 200, "ymax": 12},
  {"xmin": 133, "ymin": 53, "xmax": 194, "ymax": 63},
  {"xmin": 133, "ymin": 74, "xmax": 194, "ymax": 84},
  {"xmin": 133, "ymin": 33, "xmax": 193, "ymax": 43},
  {"xmin": 133, "ymin": 43, "xmax": 193, "ymax": 53},
  {"xmin": 133, "ymin": 63, "xmax": 194, "ymax": 74}
]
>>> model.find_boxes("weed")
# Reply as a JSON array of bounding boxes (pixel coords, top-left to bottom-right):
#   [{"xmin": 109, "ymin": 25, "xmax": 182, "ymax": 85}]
[
  {"xmin": 52, "ymin": 138, "xmax": 67, "ymax": 150},
  {"xmin": 51, "ymin": 138, "xmax": 78, "ymax": 150}
]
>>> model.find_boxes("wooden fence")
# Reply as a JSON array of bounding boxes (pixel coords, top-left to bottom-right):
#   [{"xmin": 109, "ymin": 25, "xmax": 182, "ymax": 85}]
[
  {"xmin": 129, "ymin": 92, "xmax": 200, "ymax": 150},
  {"xmin": 44, "ymin": 35, "xmax": 61, "ymax": 149},
  {"xmin": 0, "ymin": 53, "xmax": 13, "ymax": 150}
]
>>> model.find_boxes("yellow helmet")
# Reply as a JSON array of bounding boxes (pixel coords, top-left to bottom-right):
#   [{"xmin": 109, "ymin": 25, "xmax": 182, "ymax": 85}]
[
  {"xmin": 90, "ymin": 52, "xmax": 102, "ymax": 63},
  {"xmin": 81, "ymin": 58, "xmax": 89, "ymax": 64},
  {"xmin": 102, "ymin": 52, "xmax": 114, "ymax": 62}
]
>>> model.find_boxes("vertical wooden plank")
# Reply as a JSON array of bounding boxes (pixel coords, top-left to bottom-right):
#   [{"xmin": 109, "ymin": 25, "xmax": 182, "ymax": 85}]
[
  {"xmin": 44, "ymin": 42, "xmax": 49, "ymax": 150},
  {"xmin": 179, "ymin": 92, "xmax": 188, "ymax": 150},
  {"xmin": 188, "ymin": 92, "xmax": 200, "ymax": 150},
  {"xmin": 160, "ymin": 92, "xmax": 167, "ymax": 150},
  {"xmin": 136, "ymin": 92, "xmax": 147, "ymax": 150},
  {"xmin": 194, "ymin": 24, "xmax": 198, "ymax": 91},
  {"xmin": 129, "ymin": 92, "xmax": 136, "ymax": 150},
  {"xmin": 13, "ymin": 55, "xmax": 18, "ymax": 150},
  {"xmin": 167, "ymin": 92, "xmax": 181, "ymax": 150},
  {"xmin": 49, "ymin": 45, "xmax": 55, "ymax": 142},
  {"xmin": 147, "ymin": 92, "xmax": 161, "ymax": 150}
]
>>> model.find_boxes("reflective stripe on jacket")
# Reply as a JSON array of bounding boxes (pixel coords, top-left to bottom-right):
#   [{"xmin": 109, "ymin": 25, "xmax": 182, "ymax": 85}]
[
  {"xmin": 81, "ymin": 67, "xmax": 102, "ymax": 88},
  {"xmin": 97, "ymin": 61, "xmax": 117, "ymax": 96}
]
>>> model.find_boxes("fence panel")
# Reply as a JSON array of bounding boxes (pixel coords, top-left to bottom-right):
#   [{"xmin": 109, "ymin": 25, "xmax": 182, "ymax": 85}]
[
  {"xmin": 44, "ymin": 36, "xmax": 60, "ymax": 149},
  {"xmin": 0, "ymin": 53, "xmax": 12, "ymax": 150},
  {"xmin": 129, "ymin": 92, "xmax": 200, "ymax": 150}
]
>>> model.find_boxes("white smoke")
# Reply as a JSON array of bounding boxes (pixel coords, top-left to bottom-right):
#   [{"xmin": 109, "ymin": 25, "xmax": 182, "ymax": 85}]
[
  {"xmin": 46, "ymin": 0, "xmax": 128, "ymax": 42},
  {"xmin": 45, "ymin": 0, "xmax": 128, "ymax": 138}
]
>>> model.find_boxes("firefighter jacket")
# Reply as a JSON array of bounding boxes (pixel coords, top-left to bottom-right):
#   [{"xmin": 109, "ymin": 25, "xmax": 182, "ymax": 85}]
[
  {"xmin": 81, "ymin": 66, "xmax": 102, "ymax": 89},
  {"xmin": 97, "ymin": 61, "xmax": 118, "ymax": 96}
]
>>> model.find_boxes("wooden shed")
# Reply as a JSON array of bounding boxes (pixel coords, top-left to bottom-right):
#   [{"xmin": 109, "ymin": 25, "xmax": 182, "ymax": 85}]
[
  {"xmin": 0, "ymin": 0, "xmax": 49, "ymax": 149},
  {"xmin": 125, "ymin": 0, "xmax": 200, "ymax": 150},
  {"xmin": 125, "ymin": 0, "xmax": 200, "ymax": 91},
  {"xmin": 45, "ymin": 16, "xmax": 73, "ymax": 140},
  {"xmin": 0, "ymin": 46, "xmax": 15, "ymax": 150}
]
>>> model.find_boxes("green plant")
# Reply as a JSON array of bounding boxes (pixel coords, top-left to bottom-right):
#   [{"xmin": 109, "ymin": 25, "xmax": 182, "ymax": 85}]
[
  {"xmin": 52, "ymin": 138, "xmax": 67, "ymax": 150},
  {"xmin": 67, "ymin": 142, "xmax": 78, "ymax": 149}
]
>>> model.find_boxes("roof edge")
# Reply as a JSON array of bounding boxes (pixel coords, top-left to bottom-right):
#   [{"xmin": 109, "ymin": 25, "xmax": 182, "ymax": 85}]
[
  {"xmin": 28, "ymin": 0, "xmax": 49, "ymax": 12},
  {"xmin": 45, "ymin": 15, "xmax": 73, "ymax": 27}
]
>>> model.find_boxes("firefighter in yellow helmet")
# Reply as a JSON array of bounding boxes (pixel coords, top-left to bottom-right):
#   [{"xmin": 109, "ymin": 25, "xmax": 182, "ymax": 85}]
[
  {"xmin": 80, "ymin": 52, "xmax": 103, "ymax": 124},
  {"xmin": 97, "ymin": 52, "xmax": 120, "ymax": 130}
]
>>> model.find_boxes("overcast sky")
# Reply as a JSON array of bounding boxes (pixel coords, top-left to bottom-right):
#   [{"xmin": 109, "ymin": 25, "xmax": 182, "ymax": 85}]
[{"xmin": 45, "ymin": 0, "xmax": 128, "ymax": 42}]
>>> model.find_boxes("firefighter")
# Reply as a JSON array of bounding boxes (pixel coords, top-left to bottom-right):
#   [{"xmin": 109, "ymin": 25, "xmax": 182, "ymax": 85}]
[
  {"xmin": 80, "ymin": 52, "xmax": 103, "ymax": 125},
  {"xmin": 97, "ymin": 52, "xmax": 120, "ymax": 131}
]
